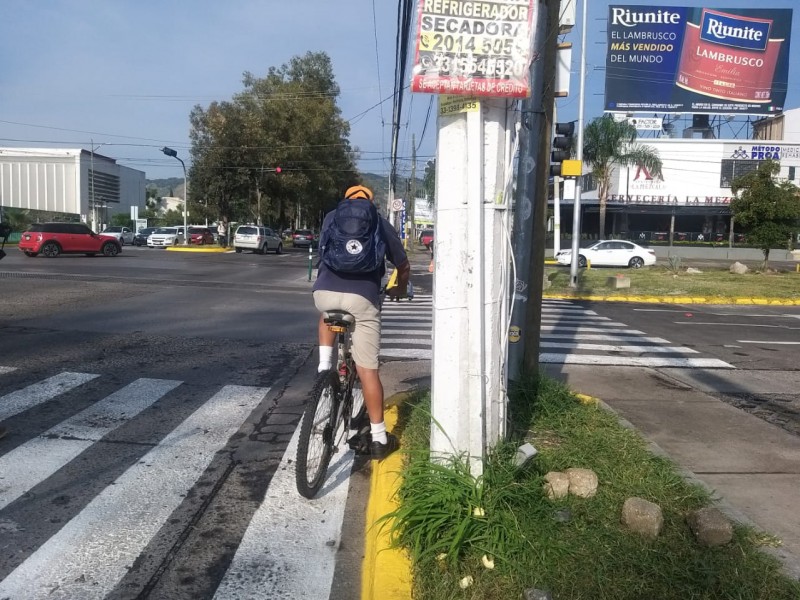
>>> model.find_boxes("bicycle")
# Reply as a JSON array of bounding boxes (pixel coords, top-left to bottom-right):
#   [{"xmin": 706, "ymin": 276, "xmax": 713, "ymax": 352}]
[{"xmin": 295, "ymin": 310, "xmax": 369, "ymax": 499}]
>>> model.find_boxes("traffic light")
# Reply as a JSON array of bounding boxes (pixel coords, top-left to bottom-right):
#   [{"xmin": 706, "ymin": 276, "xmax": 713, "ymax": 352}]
[
  {"xmin": 275, "ymin": 166, "xmax": 282, "ymax": 173},
  {"xmin": 550, "ymin": 122, "xmax": 575, "ymax": 177}
]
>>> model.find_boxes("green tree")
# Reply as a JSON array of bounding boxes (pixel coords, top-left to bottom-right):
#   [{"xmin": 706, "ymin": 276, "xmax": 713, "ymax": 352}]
[
  {"xmin": 731, "ymin": 160, "xmax": 800, "ymax": 270},
  {"xmin": 189, "ymin": 52, "xmax": 357, "ymax": 229},
  {"xmin": 583, "ymin": 115, "xmax": 662, "ymax": 237}
]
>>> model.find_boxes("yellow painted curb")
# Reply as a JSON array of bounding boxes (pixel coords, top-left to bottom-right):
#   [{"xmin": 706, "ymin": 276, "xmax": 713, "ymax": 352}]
[
  {"xmin": 361, "ymin": 405, "xmax": 412, "ymax": 600},
  {"xmin": 542, "ymin": 293, "xmax": 800, "ymax": 305},
  {"xmin": 165, "ymin": 246, "xmax": 229, "ymax": 253}
]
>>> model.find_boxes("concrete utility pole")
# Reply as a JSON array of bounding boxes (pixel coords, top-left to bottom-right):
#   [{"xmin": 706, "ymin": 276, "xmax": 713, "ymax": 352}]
[
  {"xmin": 409, "ymin": 134, "xmax": 417, "ymax": 246},
  {"xmin": 569, "ymin": 0, "xmax": 588, "ymax": 287},
  {"xmin": 430, "ymin": 97, "xmax": 514, "ymax": 475},
  {"xmin": 508, "ymin": 0, "xmax": 559, "ymax": 379}
]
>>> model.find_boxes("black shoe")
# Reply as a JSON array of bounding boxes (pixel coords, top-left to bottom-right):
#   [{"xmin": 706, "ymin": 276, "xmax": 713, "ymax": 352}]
[{"xmin": 370, "ymin": 433, "xmax": 399, "ymax": 460}]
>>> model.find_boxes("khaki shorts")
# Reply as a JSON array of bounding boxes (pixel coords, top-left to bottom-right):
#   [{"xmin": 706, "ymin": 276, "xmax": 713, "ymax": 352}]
[{"xmin": 313, "ymin": 291, "xmax": 381, "ymax": 369}]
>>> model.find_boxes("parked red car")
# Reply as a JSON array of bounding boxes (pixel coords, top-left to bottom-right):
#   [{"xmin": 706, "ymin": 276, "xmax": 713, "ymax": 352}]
[
  {"xmin": 18, "ymin": 223, "xmax": 122, "ymax": 258},
  {"xmin": 188, "ymin": 226, "xmax": 215, "ymax": 245}
]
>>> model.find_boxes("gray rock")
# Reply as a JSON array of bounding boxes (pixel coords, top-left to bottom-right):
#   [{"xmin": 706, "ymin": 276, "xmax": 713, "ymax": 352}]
[
  {"xmin": 687, "ymin": 507, "xmax": 734, "ymax": 546},
  {"xmin": 686, "ymin": 267, "xmax": 703, "ymax": 274},
  {"xmin": 523, "ymin": 589, "xmax": 553, "ymax": 600},
  {"xmin": 543, "ymin": 471, "xmax": 570, "ymax": 499},
  {"xmin": 730, "ymin": 261, "xmax": 749, "ymax": 275},
  {"xmin": 621, "ymin": 497, "xmax": 664, "ymax": 539},
  {"xmin": 565, "ymin": 467, "xmax": 598, "ymax": 498}
]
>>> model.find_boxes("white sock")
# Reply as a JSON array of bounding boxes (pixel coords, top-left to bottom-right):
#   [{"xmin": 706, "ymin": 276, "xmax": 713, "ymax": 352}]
[
  {"xmin": 318, "ymin": 346, "xmax": 334, "ymax": 372},
  {"xmin": 370, "ymin": 421, "xmax": 387, "ymax": 445}
]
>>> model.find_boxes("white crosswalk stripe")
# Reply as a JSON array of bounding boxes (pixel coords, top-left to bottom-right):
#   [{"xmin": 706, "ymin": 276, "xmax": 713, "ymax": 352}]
[
  {"xmin": 378, "ymin": 295, "xmax": 732, "ymax": 368},
  {"xmin": 0, "ymin": 377, "xmax": 182, "ymax": 512},
  {"xmin": 0, "ymin": 380, "xmax": 271, "ymax": 600},
  {"xmin": 0, "ymin": 372, "xmax": 100, "ymax": 421}
]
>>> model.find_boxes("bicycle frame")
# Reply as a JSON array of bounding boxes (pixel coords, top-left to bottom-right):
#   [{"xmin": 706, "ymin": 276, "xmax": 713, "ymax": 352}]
[{"xmin": 328, "ymin": 324, "xmax": 358, "ymax": 447}]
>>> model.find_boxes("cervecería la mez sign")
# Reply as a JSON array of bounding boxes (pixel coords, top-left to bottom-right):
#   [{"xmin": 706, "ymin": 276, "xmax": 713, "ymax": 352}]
[{"xmin": 411, "ymin": 0, "xmax": 537, "ymax": 98}]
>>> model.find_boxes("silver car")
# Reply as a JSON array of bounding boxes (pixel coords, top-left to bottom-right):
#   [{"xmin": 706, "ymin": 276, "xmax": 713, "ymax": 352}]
[
  {"xmin": 234, "ymin": 225, "xmax": 283, "ymax": 254},
  {"xmin": 147, "ymin": 227, "xmax": 185, "ymax": 247},
  {"xmin": 102, "ymin": 226, "xmax": 134, "ymax": 245}
]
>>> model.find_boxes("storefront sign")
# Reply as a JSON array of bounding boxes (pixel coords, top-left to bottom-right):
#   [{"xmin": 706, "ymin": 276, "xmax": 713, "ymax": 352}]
[
  {"xmin": 605, "ymin": 194, "xmax": 732, "ymax": 205},
  {"xmin": 411, "ymin": 0, "xmax": 538, "ymax": 98},
  {"xmin": 605, "ymin": 6, "xmax": 792, "ymax": 115},
  {"xmin": 726, "ymin": 144, "xmax": 800, "ymax": 161}
]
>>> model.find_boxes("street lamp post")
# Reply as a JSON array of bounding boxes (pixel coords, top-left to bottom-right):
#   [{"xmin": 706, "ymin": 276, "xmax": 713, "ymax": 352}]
[{"xmin": 161, "ymin": 147, "xmax": 189, "ymax": 246}]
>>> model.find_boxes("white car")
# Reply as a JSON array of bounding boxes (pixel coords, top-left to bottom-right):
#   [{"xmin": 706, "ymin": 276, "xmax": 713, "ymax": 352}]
[
  {"xmin": 233, "ymin": 225, "xmax": 283, "ymax": 254},
  {"xmin": 101, "ymin": 226, "xmax": 134, "ymax": 245},
  {"xmin": 555, "ymin": 240, "xmax": 656, "ymax": 269},
  {"xmin": 147, "ymin": 227, "xmax": 185, "ymax": 247}
]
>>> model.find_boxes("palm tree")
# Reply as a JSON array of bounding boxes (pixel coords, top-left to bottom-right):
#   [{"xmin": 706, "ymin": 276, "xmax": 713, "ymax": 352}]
[{"xmin": 583, "ymin": 115, "xmax": 663, "ymax": 238}]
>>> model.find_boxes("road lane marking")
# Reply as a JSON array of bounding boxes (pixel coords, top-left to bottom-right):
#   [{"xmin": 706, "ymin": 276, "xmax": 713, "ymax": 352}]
[
  {"xmin": 0, "ymin": 385, "xmax": 269, "ymax": 600},
  {"xmin": 0, "ymin": 372, "xmax": 100, "ymax": 421},
  {"xmin": 674, "ymin": 322, "xmax": 800, "ymax": 329},
  {"xmin": 0, "ymin": 378, "xmax": 182, "ymax": 511},
  {"xmin": 541, "ymin": 342, "xmax": 698, "ymax": 354},
  {"xmin": 382, "ymin": 330, "xmax": 431, "ymax": 336},
  {"xmin": 540, "ymin": 333, "xmax": 671, "ymax": 343},
  {"xmin": 540, "ymin": 325, "xmax": 645, "ymax": 334},
  {"xmin": 0, "ymin": 366, "xmax": 17, "ymax": 375},
  {"xmin": 541, "ymin": 318, "xmax": 626, "ymax": 327},
  {"xmin": 736, "ymin": 340, "xmax": 800, "ymax": 345},
  {"xmin": 380, "ymin": 348, "xmax": 432, "ymax": 359},
  {"xmin": 382, "ymin": 321, "xmax": 432, "ymax": 328},
  {"xmin": 381, "ymin": 339, "xmax": 432, "ymax": 346},
  {"xmin": 539, "ymin": 354, "xmax": 734, "ymax": 368},
  {"xmin": 214, "ymin": 406, "xmax": 352, "ymax": 599}
]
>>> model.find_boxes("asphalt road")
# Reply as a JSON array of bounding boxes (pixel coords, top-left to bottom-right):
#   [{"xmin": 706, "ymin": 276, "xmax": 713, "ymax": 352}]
[
  {"xmin": 587, "ymin": 301, "xmax": 800, "ymax": 371},
  {"xmin": 0, "ymin": 245, "xmax": 329, "ymax": 599}
]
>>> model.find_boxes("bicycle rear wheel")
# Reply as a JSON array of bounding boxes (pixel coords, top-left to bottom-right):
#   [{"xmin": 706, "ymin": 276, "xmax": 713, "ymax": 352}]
[{"xmin": 296, "ymin": 370, "xmax": 340, "ymax": 499}]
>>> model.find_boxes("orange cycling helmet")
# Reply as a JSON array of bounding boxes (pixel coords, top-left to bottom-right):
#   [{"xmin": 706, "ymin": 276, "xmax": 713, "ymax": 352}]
[{"xmin": 344, "ymin": 185, "xmax": 374, "ymax": 201}]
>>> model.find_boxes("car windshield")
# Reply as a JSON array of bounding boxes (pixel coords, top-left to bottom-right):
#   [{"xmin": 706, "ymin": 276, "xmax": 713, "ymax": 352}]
[
  {"xmin": 154, "ymin": 228, "xmax": 176, "ymax": 234},
  {"xmin": 238, "ymin": 226, "xmax": 258, "ymax": 235},
  {"xmin": 188, "ymin": 228, "xmax": 206, "ymax": 234}
]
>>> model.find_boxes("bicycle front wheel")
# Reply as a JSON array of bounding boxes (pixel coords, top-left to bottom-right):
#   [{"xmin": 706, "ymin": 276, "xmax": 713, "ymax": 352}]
[{"xmin": 296, "ymin": 370, "xmax": 340, "ymax": 499}]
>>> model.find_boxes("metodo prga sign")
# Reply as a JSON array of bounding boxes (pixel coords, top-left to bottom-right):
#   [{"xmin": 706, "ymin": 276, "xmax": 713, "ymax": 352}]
[
  {"xmin": 411, "ymin": 0, "xmax": 538, "ymax": 98},
  {"xmin": 605, "ymin": 6, "xmax": 792, "ymax": 115}
]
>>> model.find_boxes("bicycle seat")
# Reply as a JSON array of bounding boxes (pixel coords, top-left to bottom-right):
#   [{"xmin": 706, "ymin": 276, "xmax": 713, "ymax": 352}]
[{"xmin": 323, "ymin": 311, "xmax": 355, "ymax": 332}]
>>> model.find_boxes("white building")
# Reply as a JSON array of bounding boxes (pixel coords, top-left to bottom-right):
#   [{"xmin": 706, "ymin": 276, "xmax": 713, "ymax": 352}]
[
  {"xmin": 556, "ymin": 110, "xmax": 800, "ymax": 241},
  {"xmin": 0, "ymin": 148, "xmax": 146, "ymax": 231}
]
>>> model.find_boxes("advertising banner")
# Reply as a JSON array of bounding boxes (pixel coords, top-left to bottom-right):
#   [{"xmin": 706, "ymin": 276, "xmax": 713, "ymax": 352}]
[
  {"xmin": 605, "ymin": 6, "xmax": 792, "ymax": 115},
  {"xmin": 411, "ymin": 0, "xmax": 537, "ymax": 98}
]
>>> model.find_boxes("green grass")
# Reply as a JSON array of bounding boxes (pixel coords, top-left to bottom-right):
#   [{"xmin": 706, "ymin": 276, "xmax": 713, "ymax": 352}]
[
  {"xmin": 546, "ymin": 266, "xmax": 800, "ymax": 300},
  {"xmin": 385, "ymin": 375, "xmax": 800, "ymax": 600}
]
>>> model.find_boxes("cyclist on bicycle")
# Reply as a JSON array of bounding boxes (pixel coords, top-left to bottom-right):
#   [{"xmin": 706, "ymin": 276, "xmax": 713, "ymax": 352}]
[{"xmin": 312, "ymin": 185, "xmax": 410, "ymax": 460}]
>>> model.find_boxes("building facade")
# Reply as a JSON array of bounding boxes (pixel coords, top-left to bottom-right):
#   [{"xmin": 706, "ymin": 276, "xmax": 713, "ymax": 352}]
[
  {"xmin": 555, "ymin": 113, "xmax": 800, "ymax": 242},
  {"xmin": 0, "ymin": 148, "xmax": 146, "ymax": 231}
]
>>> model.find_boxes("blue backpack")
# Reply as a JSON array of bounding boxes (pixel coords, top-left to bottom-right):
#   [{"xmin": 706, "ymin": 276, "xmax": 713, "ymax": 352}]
[{"xmin": 320, "ymin": 199, "xmax": 386, "ymax": 273}]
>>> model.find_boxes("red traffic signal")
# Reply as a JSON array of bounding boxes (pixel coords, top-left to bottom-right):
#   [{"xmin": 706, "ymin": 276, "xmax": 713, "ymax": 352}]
[{"xmin": 275, "ymin": 166, "xmax": 282, "ymax": 173}]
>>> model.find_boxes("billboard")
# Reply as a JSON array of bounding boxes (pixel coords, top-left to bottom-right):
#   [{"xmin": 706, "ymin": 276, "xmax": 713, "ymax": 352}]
[
  {"xmin": 410, "ymin": 0, "xmax": 538, "ymax": 98},
  {"xmin": 605, "ymin": 6, "xmax": 792, "ymax": 115}
]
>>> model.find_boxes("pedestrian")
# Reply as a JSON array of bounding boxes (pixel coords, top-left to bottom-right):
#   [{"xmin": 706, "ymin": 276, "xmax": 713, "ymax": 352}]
[
  {"xmin": 217, "ymin": 221, "xmax": 226, "ymax": 247},
  {"xmin": 312, "ymin": 185, "xmax": 410, "ymax": 460}
]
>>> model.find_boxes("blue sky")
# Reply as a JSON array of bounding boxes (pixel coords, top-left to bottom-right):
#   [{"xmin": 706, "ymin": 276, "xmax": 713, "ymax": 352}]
[{"xmin": 0, "ymin": 1, "xmax": 798, "ymax": 183}]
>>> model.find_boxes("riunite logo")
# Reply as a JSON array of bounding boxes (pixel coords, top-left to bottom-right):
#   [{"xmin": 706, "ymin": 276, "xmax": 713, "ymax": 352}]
[
  {"xmin": 700, "ymin": 10, "xmax": 771, "ymax": 52},
  {"xmin": 610, "ymin": 7, "xmax": 680, "ymax": 27}
]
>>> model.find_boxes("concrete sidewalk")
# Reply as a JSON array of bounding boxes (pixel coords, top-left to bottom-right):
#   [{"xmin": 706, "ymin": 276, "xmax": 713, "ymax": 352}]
[{"xmin": 543, "ymin": 364, "xmax": 800, "ymax": 579}]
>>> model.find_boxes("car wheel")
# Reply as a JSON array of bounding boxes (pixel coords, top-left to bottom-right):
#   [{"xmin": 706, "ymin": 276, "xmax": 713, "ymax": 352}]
[
  {"xmin": 260, "ymin": 244, "xmax": 268, "ymax": 255},
  {"xmin": 235, "ymin": 247, "xmax": 242, "ymax": 253},
  {"xmin": 42, "ymin": 242, "xmax": 61, "ymax": 258},
  {"xmin": 275, "ymin": 243, "xmax": 283, "ymax": 255},
  {"xmin": 629, "ymin": 256, "xmax": 645, "ymax": 269},
  {"xmin": 578, "ymin": 255, "xmax": 587, "ymax": 268},
  {"xmin": 120, "ymin": 238, "xmax": 125, "ymax": 246},
  {"xmin": 102, "ymin": 242, "xmax": 119, "ymax": 257}
]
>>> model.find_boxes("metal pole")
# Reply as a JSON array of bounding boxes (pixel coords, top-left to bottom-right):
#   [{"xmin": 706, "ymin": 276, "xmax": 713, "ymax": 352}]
[
  {"xmin": 179, "ymin": 158, "xmax": 188, "ymax": 246},
  {"xmin": 569, "ymin": 0, "xmax": 588, "ymax": 288},
  {"xmin": 308, "ymin": 245, "xmax": 313, "ymax": 281}
]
